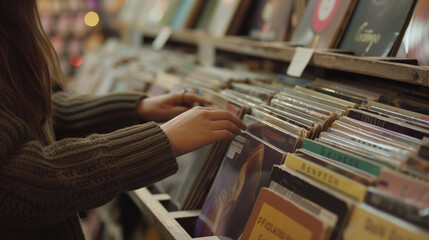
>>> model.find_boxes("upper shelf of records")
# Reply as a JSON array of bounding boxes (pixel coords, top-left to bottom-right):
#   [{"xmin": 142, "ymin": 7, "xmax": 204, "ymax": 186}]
[
  {"xmin": 141, "ymin": 27, "xmax": 429, "ymax": 87},
  {"xmin": 118, "ymin": 0, "xmax": 429, "ymax": 87}
]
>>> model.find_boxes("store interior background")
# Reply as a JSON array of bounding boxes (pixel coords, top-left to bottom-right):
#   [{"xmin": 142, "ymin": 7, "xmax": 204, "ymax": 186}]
[{"xmin": 35, "ymin": 0, "xmax": 429, "ymax": 240}]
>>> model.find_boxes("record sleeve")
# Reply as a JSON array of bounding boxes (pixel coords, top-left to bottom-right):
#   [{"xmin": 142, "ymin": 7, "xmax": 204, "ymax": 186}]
[
  {"xmin": 207, "ymin": 0, "xmax": 241, "ymax": 37},
  {"xmin": 377, "ymin": 168, "xmax": 429, "ymax": 208},
  {"xmin": 268, "ymin": 181, "xmax": 338, "ymax": 229},
  {"xmin": 317, "ymin": 133, "xmax": 401, "ymax": 170},
  {"xmin": 240, "ymin": 187, "xmax": 329, "ymax": 240},
  {"xmin": 270, "ymin": 99, "xmax": 327, "ymax": 129},
  {"xmin": 284, "ymin": 153, "xmax": 368, "ymax": 202},
  {"xmin": 345, "ymin": 108, "xmax": 429, "ymax": 140},
  {"xmin": 296, "ymin": 149, "xmax": 376, "ymax": 186},
  {"xmin": 302, "ymin": 139, "xmax": 383, "ymax": 176},
  {"xmin": 330, "ymin": 121, "xmax": 415, "ymax": 153},
  {"xmin": 338, "ymin": 116, "xmax": 422, "ymax": 148},
  {"xmin": 269, "ymin": 165, "xmax": 355, "ymax": 240},
  {"xmin": 365, "ymin": 187, "xmax": 429, "ymax": 230},
  {"xmin": 343, "ymin": 203, "xmax": 429, "ymax": 240},
  {"xmin": 280, "ymin": 88, "xmax": 349, "ymax": 111},
  {"xmin": 194, "ymin": 132, "xmax": 286, "ymax": 239},
  {"xmin": 306, "ymin": 84, "xmax": 368, "ymax": 105},
  {"xmin": 396, "ymin": 0, "xmax": 429, "ymax": 65},
  {"xmin": 251, "ymin": 107, "xmax": 307, "ymax": 138},
  {"xmin": 156, "ymin": 89, "xmax": 248, "ymax": 211},
  {"xmin": 169, "ymin": 0, "xmax": 198, "ymax": 30},
  {"xmin": 339, "ymin": 0, "xmax": 417, "ymax": 57},
  {"xmin": 291, "ymin": 0, "xmax": 357, "ymax": 49},
  {"xmin": 243, "ymin": 114, "xmax": 303, "ymax": 153},
  {"xmin": 248, "ymin": 0, "xmax": 295, "ymax": 41}
]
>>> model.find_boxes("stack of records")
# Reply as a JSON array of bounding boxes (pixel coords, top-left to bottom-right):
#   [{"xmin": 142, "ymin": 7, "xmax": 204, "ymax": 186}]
[{"xmin": 155, "ymin": 88, "xmax": 249, "ymax": 211}]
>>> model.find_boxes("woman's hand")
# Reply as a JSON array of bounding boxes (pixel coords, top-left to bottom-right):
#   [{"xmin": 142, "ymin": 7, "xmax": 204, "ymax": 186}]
[
  {"xmin": 137, "ymin": 91, "xmax": 211, "ymax": 122},
  {"xmin": 160, "ymin": 106, "xmax": 247, "ymax": 157}
]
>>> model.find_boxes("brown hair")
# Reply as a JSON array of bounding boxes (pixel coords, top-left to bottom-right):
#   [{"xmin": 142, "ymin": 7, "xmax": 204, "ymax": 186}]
[{"xmin": 0, "ymin": 0, "xmax": 64, "ymax": 142}]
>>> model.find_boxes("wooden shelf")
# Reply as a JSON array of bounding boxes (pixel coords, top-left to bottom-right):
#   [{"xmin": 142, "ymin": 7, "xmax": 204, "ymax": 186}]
[
  {"xmin": 128, "ymin": 188, "xmax": 219, "ymax": 240},
  {"xmin": 141, "ymin": 27, "xmax": 429, "ymax": 87}
]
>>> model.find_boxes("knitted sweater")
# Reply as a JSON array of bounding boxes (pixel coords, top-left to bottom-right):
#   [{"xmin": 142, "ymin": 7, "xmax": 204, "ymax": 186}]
[{"xmin": 0, "ymin": 91, "xmax": 178, "ymax": 239}]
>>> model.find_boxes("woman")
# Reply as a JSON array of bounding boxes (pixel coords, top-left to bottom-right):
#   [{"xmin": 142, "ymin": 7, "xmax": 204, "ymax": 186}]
[{"xmin": 0, "ymin": 1, "xmax": 246, "ymax": 239}]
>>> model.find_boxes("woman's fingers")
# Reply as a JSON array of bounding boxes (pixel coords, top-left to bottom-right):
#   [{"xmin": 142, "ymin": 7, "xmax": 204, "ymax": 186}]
[
  {"xmin": 209, "ymin": 120, "xmax": 242, "ymax": 135},
  {"xmin": 207, "ymin": 110, "xmax": 247, "ymax": 130},
  {"xmin": 182, "ymin": 92, "xmax": 212, "ymax": 106},
  {"xmin": 160, "ymin": 106, "xmax": 246, "ymax": 156}
]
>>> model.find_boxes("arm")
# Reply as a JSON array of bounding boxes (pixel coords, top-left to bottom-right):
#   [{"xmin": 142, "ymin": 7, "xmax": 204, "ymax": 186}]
[
  {"xmin": 52, "ymin": 91, "xmax": 145, "ymax": 139},
  {"xmin": 0, "ymin": 107, "xmax": 177, "ymax": 228}
]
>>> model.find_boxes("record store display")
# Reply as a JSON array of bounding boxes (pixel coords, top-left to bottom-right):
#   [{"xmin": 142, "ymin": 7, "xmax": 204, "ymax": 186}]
[
  {"xmin": 40, "ymin": 0, "xmax": 429, "ymax": 239},
  {"xmin": 339, "ymin": 0, "xmax": 417, "ymax": 56},
  {"xmin": 248, "ymin": 0, "xmax": 295, "ymax": 41},
  {"xmin": 291, "ymin": 0, "xmax": 357, "ymax": 49},
  {"xmin": 397, "ymin": 0, "xmax": 429, "ymax": 65}
]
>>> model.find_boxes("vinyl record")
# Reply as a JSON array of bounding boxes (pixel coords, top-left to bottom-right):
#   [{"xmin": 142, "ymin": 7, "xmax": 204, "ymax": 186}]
[{"xmin": 397, "ymin": 0, "xmax": 429, "ymax": 65}]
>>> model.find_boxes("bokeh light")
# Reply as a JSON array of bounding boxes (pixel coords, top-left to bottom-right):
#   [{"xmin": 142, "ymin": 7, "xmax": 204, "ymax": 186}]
[{"xmin": 84, "ymin": 11, "xmax": 99, "ymax": 27}]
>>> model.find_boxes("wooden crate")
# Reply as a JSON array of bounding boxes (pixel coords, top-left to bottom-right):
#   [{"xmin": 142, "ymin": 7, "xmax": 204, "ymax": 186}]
[{"xmin": 128, "ymin": 188, "xmax": 219, "ymax": 240}]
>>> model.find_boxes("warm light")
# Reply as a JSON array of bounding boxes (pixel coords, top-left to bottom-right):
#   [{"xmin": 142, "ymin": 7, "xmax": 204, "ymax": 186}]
[
  {"xmin": 84, "ymin": 11, "xmax": 99, "ymax": 27},
  {"xmin": 70, "ymin": 55, "xmax": 83, "ymax": 67}
]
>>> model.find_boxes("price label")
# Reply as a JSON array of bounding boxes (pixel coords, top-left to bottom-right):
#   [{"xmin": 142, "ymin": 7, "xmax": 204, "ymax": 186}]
[
  {"xmin": 152, "ymin": 26, "xmax": 172, "ymax": 51},
  {"xmin": 287, "ymin": 47, "xmax": 314, "ymax": 77},
  {"xmin": 198, "ymin": 40, "xmax": 215, "ymax": 66}
]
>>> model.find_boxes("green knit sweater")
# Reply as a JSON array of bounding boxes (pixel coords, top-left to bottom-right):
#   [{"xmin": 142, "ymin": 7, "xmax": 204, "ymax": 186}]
[{"xmin": 0, "ymin": 91, "xmax": 178, "ymax": 239}]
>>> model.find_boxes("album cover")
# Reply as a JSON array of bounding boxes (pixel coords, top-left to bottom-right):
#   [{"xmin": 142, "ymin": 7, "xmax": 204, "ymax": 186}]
[
  {"xmin": 231, "ymin": 82, "xmax": 277, "ymax": 103},
  {"xmin": 396, "ymin": 0, "xmax": 429, "ymax": 65},
  {"xmin": 273, "ymin": 93, "xmax": 339, "ymax": 124},
  {"xmin": 378, "ymin": 94, "xmax": 429, "ymax": 116},
  {"xmin": 240, "ymin": 188, "xmax": 329, "ymax": 240},
  {"xmin": 207, "ymin": 0, "xmax": 241, "ymax": 37},
  {"xmin": 291, "ymin": 0, "xmax": 357, "ymax": 49},
  {"xmin": 367, "ymin": 101, "xmax": 429, "ymax": 126},
  {"xmin": 330, "ymin": 120, "xmax": 415, "ymax": 153},
  {"xmin": 284, "ymin": 153, "xmax": 368, "ymax": 202},
  {"xmin": 269, "ymin": 165, "xmax": 355, "ymax": 240},
  {"xmin": 268, "ymin": 181, "xmax": 338, "ymax": 230},
  {"xmin": 243, "ymin": 114, "xmax": 303, "ymax": 152},
  {"xmin": 317, "ymin": 132, "xmax": 402, "ymax": 170},
  {"xmin": 269, "ymin": 98, "xmax": 331, "ymax": 125},
  {"xmin": 296, "ymin": 149, "xmax": 376, "ymax": 186},
  {"xmin": 181, "ymin": 91, "xmax": 249, "ymax": 210},
  {"xmin": 277, "ymin": 91, "xmax": 345, "ymax": 116},
  {"xmin": 302, "ymin": 139, "xmax": 383, "ymax": 177},
  {"xmin": 310, "ymin": 78, "xmax": 381, "ymax": 101},
  {"xmin": 338, "ymin": 116, "xmax": 422, "ymax": 149},
  {"xmin": 270, "ymin": 99, "xmax": 328, "ymax": 130},
  {"xmin": 195, "ymin": 0, "xmax": 218, "ymax": 29},
  {"xmin": 248, "ymin": 0, "xmax": 295, "ymax": 41},
  {"xmin": 359, "ymin": 107, "xmax": 429, "ymax": 131},
  {"xmin": 169, "ymin": 0, "xmax": 199, "ymax": 30},
  {"xmin": 306, "ymin": 84, "xmax": 368, "ymax": 105},
  {"xmin": 156, "ymin": 89, "xmax": 249, "ymax": 210},
  {"xmin": 220, "ymin": 89, "xmax": 265, "ymax": 107},
  {"xmin": 294, "ymin": 85, "xmax": 357, "ymax": 109},
  {"xmin": 343, "ymin": 203, "xmax": 429, "ymax": 240},
  {"xmin": 377, "ymin": 168, "xmax": 429, "ymax": 208},
  {"xmin": 339, "ymin": 0, "xmax": 417, "ymax": 56},
  {"xmin": 261, "ymin": 104, "xmax": 320, "ymax": 139},
  {"xmin": 345, "ymin": 108, "xmax": 429, "ymax": 140},
  {"xmin": 194, "ymin": 132, "xmax": 286, "ymax": 239},
  {"xmin": 251, "ymin": 107, "xmax": 307, "ymax": 138},
  {"xmin": 365, "ymin": 187, "xmax": 429, "ymax": 230}
]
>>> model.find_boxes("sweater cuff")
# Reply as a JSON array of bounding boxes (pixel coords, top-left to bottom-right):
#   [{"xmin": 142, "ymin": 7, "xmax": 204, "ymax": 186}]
[{"xmin": 105, "ymin": 122, "xmax": 178, "ymax": 191}]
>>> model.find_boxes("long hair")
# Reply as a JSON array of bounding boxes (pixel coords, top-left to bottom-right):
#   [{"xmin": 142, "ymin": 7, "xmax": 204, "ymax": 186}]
[{"xmin": 0, "ymin": 0, "xmax": 64, "ymax": 142}]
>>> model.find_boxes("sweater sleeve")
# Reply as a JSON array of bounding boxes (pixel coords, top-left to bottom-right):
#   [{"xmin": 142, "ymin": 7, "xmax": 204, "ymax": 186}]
[
  {"xmin": 52, "ymin": 91, "xmax": 146, "ymax": 139},
  {"xmin": 0, "ymin": 106, "xmax": 178, "ymax": 228}
]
